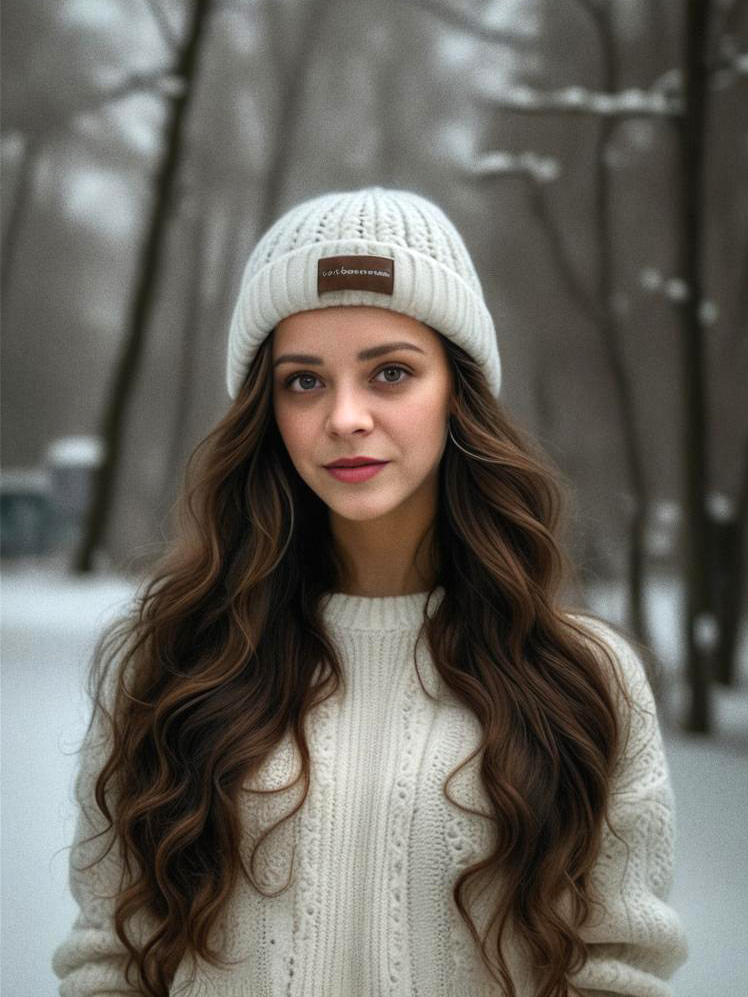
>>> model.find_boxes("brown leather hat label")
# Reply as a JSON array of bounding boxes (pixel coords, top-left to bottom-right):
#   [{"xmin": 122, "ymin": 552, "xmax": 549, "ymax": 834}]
[{"xmin": 318, "ymin": 255, "xmax": 394, "ymax": 295}]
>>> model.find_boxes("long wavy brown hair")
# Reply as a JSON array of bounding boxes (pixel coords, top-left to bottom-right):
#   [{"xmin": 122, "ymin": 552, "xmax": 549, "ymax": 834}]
[{"xmin": 74, "ymin": 327, "xmax": 637, "ymax": 997}]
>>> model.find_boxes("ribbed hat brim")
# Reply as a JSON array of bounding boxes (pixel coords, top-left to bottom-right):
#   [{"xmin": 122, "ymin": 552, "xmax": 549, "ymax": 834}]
[{"xmin": 226, "ymin": 237, "xmax": 500, "ymax": 399}]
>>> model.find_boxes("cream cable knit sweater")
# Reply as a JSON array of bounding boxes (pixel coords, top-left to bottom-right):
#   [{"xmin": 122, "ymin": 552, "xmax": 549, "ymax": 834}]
[{"xmin": 52, "ymin": 587, "xmax": 688, "ymax": 996}]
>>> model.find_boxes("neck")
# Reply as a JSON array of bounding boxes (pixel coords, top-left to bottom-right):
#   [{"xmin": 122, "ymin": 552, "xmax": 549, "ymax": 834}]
[{"xmin": 329, "ymin": 509, "xmax": 439, "ymax": 598}]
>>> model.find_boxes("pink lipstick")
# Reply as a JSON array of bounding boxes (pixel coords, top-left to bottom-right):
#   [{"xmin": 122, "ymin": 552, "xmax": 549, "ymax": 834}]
[{"xmin": 325, "ymin": 462, "xmax": 389, "ymax": 483}]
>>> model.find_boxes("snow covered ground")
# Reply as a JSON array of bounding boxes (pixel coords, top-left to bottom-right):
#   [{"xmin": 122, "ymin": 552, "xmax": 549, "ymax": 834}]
[{"xmin": 2, "ymin": 559, "xmax": 746, "ymax": 995}]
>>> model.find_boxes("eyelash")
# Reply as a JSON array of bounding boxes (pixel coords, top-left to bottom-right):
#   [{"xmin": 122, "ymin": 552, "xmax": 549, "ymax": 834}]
[{"xmin": 283, "ymin": 364, "xmax": 412, "ymax": 392}]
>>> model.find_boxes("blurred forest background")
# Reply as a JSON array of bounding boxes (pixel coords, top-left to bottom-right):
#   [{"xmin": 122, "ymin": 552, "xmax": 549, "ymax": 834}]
[
  {"xmin": 2, "ymin": 4, "xmax": 748, "ymax": 991},
  {"xmin": 1, "ymin": 0, "xmax": 747, "ymax": 734}
]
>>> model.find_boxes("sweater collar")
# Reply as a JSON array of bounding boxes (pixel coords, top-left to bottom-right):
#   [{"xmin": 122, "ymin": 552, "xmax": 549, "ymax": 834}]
[{"xmin": 319, "ymin": 585, "xmax": 445, "ymax": 632}]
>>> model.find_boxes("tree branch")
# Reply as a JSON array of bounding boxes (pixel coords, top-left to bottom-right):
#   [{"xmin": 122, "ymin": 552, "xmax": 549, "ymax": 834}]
[
  {"xmin": 470, "ymin": 157, "xmax": 603, "ymax": 328},
  {"xmin": 69, "ymin": 68, "xmax": 171, "ymax": 121},
  {"xmin": 709, "ymin": 49, "xmax": 748, "ymax": 89},
  {"xmin": 478, "ymin": 83, "xmax": 683, "ymax": 118},
  {"xmin": 406, "ymin": 0, "xmax": 534, "ymax": 47},
  {"xmin": 473, "ymin": 149, "xmax": 561, "ymax": 184},
  {"xmin": 141, "ymin": 0, "xmax": 181, "ymax": 50}
]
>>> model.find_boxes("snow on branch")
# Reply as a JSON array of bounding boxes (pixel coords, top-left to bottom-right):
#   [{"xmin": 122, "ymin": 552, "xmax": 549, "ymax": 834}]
[
  {"xmin": 639, "ymin": 267, "xmax": 719, "ymax": 323},
  {"xmin": 141, "ymin": 0, "xmax": 181, "ymax": 51},
  {"xmin": 406, "ymin": 0, "xmax": 535, "ymax": 48},
  {"xmin": 68, "ymin": 68, "xmax": 171, "ymax": 122},
  {"xmin": 467, "ymin": 149, "xmax": 601, "ymax": 326},
  {"xmin": 711, "ymin": 50, "xmax": 748, "ymax": 89},
  {"xmin": 632, "ymin": 52, "xmax": 747, "ymax": 101},
  {"xmin": 472, "ymin": 150, "xmax": 561, "ymax": 183},
  {"xmin": 483, "ymin": 84, "xmax": 683, "ymax": 118}
]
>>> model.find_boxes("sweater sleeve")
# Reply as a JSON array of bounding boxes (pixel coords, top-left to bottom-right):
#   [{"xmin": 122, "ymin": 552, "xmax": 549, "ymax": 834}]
[
  {"xmin": 567, "ymin": 619, "xmax": 689, "ymax": 997},
  {"xmin": 51, "ymin": 666, "xmax": 152, "ymax": 996}
]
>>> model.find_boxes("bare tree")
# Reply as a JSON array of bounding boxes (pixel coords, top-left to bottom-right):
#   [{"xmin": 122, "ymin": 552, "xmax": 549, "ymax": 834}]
[
  {"xmin": 1, "ymin": 134, "xmax": 43, "ymax": 303},
  {"xmin": 472, "ymin": 0, "xmax": 748, "ymax": 732},
  {"xmin": 676, "ymin": 0, "xmax": 714, "ymax": 731},
  {"xmin": 74, "ymin": 0, "xmax": 214, "ymax": 572},
  {"xmin": 257, "ymin": 0, "xmax": 338, "ymax": 234},
  {"xmin": 696, "ymin": 0, "xmax": 748, "ymax": 692},
  {"xmin": 474, "ymin": 7, "xmax": 682, "ymax": 662},
  {"xmin": 1, "ymin": 62, "xmax": 169, "ymax": 329}
]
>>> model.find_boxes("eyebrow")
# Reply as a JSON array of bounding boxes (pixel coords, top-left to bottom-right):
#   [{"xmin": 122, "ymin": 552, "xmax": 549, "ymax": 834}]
[{"xmin": 272, "ymin": 341, "xmax": 427, "ymax": 369}]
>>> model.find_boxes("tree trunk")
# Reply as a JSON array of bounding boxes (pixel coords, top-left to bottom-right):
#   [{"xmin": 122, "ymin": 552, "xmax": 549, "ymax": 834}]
[
  {"xmin": 677, "ymin": 0, "xmax": 714, "ymax": 732},
  {"xmin": 714, "ymin": 444, "xmax": 748, "ymax": 684},
  {"xmin": 585, "ymin": 3, "xmax": 652, "ymax": 658},
  {"xmin": 73, "ymin": 0, "xmax": 213, "ymax": 574},
  {"xmin": 257, "ymin": 0, "xmax": 337, "ymax": 234},
  {"xmin": 1, "ymin": 134, "xmax": 42, "ymax": 315}
]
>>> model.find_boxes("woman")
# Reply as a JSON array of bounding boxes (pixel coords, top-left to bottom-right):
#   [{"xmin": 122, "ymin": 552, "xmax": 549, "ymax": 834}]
[{"xmin": 52, "ymin": 186, "xmax": 688, "ymax": 997}]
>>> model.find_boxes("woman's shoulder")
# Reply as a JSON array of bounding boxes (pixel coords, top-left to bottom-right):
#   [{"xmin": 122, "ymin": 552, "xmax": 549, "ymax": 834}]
[
  {"xmin": 561, "ymin": 610, "xmax": 652, "ymax": 698},
  {"xmin": 562, "ymin": 611, "xmax": 669, "ymax": 794}
]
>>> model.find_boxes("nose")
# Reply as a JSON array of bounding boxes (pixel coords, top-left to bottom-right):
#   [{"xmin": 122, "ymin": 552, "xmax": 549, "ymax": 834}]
[{"xmin": 324, "ymin": 384, "xmax": 375, "ymax": 436}]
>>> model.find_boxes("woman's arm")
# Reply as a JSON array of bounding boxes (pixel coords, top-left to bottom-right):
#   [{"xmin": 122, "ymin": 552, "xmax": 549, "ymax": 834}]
[{"xmin": 567, "ymin": 619, "xmax": 689, "ymax": 997}]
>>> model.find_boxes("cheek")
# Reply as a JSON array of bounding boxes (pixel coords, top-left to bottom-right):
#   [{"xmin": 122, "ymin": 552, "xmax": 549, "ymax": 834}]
[{"xmin": 391, "ymin": 395, "xmax": 449, "ymax": 458}]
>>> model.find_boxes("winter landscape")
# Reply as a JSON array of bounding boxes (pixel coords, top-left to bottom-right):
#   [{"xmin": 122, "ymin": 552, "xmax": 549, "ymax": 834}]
[{"xmin": 2, "ymin": 559, "xmax": 746, "ymax": 995}]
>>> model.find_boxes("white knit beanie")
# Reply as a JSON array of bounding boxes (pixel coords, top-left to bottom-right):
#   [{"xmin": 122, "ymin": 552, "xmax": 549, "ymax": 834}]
[{"xmin": 225, "ymin": 186, "xmax": 501, "ymax": 399}]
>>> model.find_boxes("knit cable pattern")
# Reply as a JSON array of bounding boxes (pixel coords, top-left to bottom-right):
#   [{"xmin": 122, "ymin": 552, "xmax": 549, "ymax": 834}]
[{"xmin": 52, "ymin": 599, "xmax": 687, "ymax": 996}]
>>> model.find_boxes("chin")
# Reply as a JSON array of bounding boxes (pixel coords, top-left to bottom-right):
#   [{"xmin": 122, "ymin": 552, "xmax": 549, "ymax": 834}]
[{"xmin": 324, "ymin": 491, "xmax": 402, "ymax": 522}]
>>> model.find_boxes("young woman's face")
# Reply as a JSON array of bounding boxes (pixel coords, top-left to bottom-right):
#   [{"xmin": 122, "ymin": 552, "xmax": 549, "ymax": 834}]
[{"xmin": 271, "ymin": 306, "xmax": 453, "ymax": 524}]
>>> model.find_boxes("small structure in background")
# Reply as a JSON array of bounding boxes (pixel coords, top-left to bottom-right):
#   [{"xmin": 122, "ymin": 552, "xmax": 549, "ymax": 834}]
[
  {"xmin": 0, "ymin": 469, "xmax": 53, "ymax": 557},
  {"xmin": 44, "ymin": 436, "xmax": 105, "ymax": 552},
  {"xmin": 0, "ymin": 436, "xmax": 104, "ymax": 561}
]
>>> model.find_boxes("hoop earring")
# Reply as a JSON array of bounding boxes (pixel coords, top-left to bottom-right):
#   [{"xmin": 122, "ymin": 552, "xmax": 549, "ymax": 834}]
[{"xmin": 448, "ymin": 420, "xmax": 503, "ymax": 464}]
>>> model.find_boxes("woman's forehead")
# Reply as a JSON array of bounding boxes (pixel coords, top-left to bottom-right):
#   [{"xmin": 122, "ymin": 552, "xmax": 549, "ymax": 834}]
[{"xmin": 273, "ymin": 307, "xmax": 439, "ymax": 355}]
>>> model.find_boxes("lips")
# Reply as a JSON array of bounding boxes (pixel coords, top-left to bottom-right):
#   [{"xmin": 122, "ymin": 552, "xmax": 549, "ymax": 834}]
[
  {"xmin": 324, "ymin": 458, "xmax": 388, "ymax": 468},
  {"xmin": 324, "ymin": 461, "xmax": 389, "ymax": 483}
]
